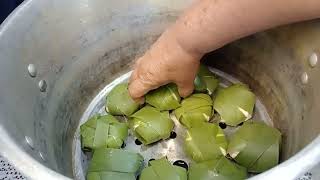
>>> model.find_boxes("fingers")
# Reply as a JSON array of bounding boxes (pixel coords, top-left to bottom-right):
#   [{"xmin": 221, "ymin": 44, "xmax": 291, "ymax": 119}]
[
  {"xmin": 129, "ymin": 77, "xmax": 152, "ymax": 101},
  {"xmin": 176, "ymin": 80, "xmax": 194, "ymax": 98}
]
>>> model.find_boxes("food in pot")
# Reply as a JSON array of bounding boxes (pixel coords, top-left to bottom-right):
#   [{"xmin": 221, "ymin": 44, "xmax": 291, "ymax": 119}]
[
  {"xmin": 139, "ymin": 158, "xmax": 187, "ymax": 180},
  {"xmin": 87, "ymin": 148, "xmax": 144, "ymax": 180},
  {"xmin": 174, "ymin": 93, "xmax": 213, "ymax": 128},
  {"xmin": 194, "ymin": 64, "xmax": 220, "ymax": 95},
  {"xmin": 106, "ymin": 83, "xmax": 140, "ymax": 116},
  {"xmin": 227, "ymin": 121, "xmax": 281, "ymax": 172},
  {"xmin": 80, "ymin": 115, "xmax": 128, "ymax": 150},
  {"xmin": 213, "ymin": 84, "xmax": 255, "ymax": 126},
  {"xmin": 188, "ymin": 156, "xmax": 247, "ymax": 180},
  {"xmin": 129, "ymin": 106, "xmax": 174, "ymax": 145},
  {"xmin": 184, "ymin": 123, "xmax": 227, "ymax": 162},
  {"xmin": 146, "ymin": 83, "xmax": 181, "ymax": 111}
]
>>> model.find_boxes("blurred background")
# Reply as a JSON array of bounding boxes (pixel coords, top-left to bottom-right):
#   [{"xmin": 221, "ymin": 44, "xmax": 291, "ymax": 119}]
[{"xmin": 0, "ymin": 0, "xmax": 24, "ymax": 24}]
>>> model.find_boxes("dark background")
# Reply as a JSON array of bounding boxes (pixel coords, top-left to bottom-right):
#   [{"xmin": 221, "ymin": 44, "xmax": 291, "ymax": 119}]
[{"xmin": 0, "ymin": 0, "xmax": 24, "ymax": 24}]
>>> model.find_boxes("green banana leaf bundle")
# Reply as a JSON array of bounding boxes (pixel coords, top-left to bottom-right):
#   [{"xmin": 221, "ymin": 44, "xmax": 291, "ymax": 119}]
[
  {"xmin": 145, "ymin": 83, "xmax": 181, "ymax": 111},
  {"xmin": 129, "ymin": 106, "xmax": 174, "ymax": 145},
  {"xmin": 80, "ymin": 115, "xmax": 128, "ymax": 150},
  {"xmin": 105, "ymin": 83, "xmax": 140, "ymax": 116},
  {"xmin": 194, "ymin": 65, "xmax": 219, "ymax": 95},
  {"xmin": 87, "ymin": 148, "xmax": 144, "ymax": 180},
  {"xmin": 213, "ymin": 84, "xmax": 255, "ymax": 126},
  {"xmin": 189, "ymin": 156, "xmax": 247, "ymax": 180},
  {"xmin": 185, "ymin": 123, "xmax": 227, "ymax": 162},
  {"xmin": 140, "ymin": 158, "xmax": 187, "ymax": 180},
  {"xmin": 227, "ymin": 121, "xmax": 281, "ymax": 172},
  {"xmin": 174, "ymin": 94, "xmax": 213, "ymax": 128}
]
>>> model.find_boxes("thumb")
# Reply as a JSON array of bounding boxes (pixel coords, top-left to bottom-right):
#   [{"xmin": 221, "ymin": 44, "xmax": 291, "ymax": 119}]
[{"xmin": 176, "ymin": 80, "xmax": 194, "ymax": 98}]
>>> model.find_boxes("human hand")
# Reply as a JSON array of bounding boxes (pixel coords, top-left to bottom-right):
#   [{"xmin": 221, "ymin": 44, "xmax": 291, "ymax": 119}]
[{"xmin": 128, "ymin": 30, "xmax": 203, "ymax": 101}]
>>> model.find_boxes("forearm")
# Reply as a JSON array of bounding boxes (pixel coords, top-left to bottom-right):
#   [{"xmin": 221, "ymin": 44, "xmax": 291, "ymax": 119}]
[{"xmin": 167, "ymin": 0, "xmax": 320, "ymax": 55}]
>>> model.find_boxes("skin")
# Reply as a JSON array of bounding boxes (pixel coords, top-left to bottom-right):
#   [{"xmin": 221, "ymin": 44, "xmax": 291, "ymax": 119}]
[{"xmin": 129, "ymin": 0, "xmax": 320, "ymax": 100}]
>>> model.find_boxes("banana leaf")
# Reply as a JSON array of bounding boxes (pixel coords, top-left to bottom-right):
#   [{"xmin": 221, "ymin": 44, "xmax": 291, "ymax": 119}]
[
  {"xmin": 174, "ymin": 94, "xmax": 213, "ymax": 128},
  {"xmin": 80, "ymin": 115, "xmax": 128, "ymax": 150},
  {"xmin": 213, "ymin": 84, "xmax": 255, "ymax": 126},
  {"xmin": 188, "ymin": 156, "xmax": 247, "ymax": 180},
  {"xmin": 105, "ymin": 83, "xmax": 140, "ymax": 116},
  {"xmin": 88, "ymin": 148, "xmax": 144, "ymax": 173},
  {"xmin": 140, "ymin": 158, "xmax": 187, "ymax": 180},
  {"xmin": 87, "ymin": 172, "xmax": 135, "ymax": 180},
  {"xmin": 146, "ymin": 83, "xmax": 181, "ymax": 111},
  {"xmin": 227, "ymin": 121, "xmax": 281, "ymax": 172},
  {"xmin": 129, "ymin": 106, "xmax": 174, "ymax": 145},
  {"xmin": 185, "ymin": 123, "xmax": 227, "ymax": 162},
  {"xmin": 194, "ymin": 65, "xmax": 219, "ymax": 95}
]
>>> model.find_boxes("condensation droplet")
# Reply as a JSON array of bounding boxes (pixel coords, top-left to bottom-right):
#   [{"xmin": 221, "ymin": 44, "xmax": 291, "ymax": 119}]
[
  {"xmin": 27, "ymin": 64, "xmax": 37, "ymax": 77},
  {"xmin": 38, "ymin": 80, "xmax": 47, "ymax": 92},
  {"xmin": 308, "ymin": 53, "xmax": 318, "ymax": 68},
  {"xmin": 301, "ymin": 72, "xmax": 309, "ymax": 84}
]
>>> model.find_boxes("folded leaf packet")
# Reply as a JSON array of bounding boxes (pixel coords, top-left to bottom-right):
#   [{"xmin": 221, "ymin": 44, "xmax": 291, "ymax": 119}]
[
  {"xmin": 175, "ymin": 93, "xmax": 213, "ymax": 128},
  {"xmin": 228, "ymin": 121, "xmax": 281, "ymax": 172},
  {"xmin": 87, "ymin": 148, "xmax": 144, "ymax": 180},
  {"xmin": 194, "ymin": 64, "xmax": 219, "ymax": 95},
  {"xmin": 146, "ymin": 83, "xmax": 181, "ymax": 111},
  {"xmin": 80, "ymin": 115, "xmax": 128, "ymax": 150},
  {"xmin": 140, "ymin": 158, "xmax": 187, "ymax": 180},
  {"xmin": 189, "ymin": 156, "xmax": 247, "ymax": 180},
  {"xmin": 214, "ymin": 84, "xmax": 255, "ymax": 126},
  {"xmin": 185, "ymin": 123, "xmax": 227, "ymax": 162},
  {"xmin": 106, "ymin": 83, "xmax": 140, "ymax": 116},
  {"xmin": 130, "ymin": 106, "xmax": 174, "ymax": 145}
]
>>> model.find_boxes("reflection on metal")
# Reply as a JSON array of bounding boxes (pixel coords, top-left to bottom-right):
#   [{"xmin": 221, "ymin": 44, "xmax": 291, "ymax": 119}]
[{"xmin": 25, "ymin": 136, "xmax": 34, "ymax": 149}]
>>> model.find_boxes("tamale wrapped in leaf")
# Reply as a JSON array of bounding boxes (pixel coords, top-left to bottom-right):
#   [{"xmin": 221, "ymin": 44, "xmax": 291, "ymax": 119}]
[
  {"xmin": 174, "ymin": 94, "xmax": 213, "ymax": 128},
  {"xmin": 194, "ymin": 64, "xmax": 219, "ymax": 95},
  {"xmin": 129, "ymin": 106, "xmax": 174, "ymax": 145},
  {"xmin": 146, "ymin": 83, "xmax": 181, "ymax": 111},
  {"xmin": 189, "ymin": 156, "xmax": 247, "ymax": 180},
  {"xmin": 80, "ymin": 115, "xmax": 128, "ymax": 150},
  {"xmin": 106, "ymin": 83, "xmax": 140, "ymax": 116},
  {"xmin": 185, "ymin": 123, "xmax": 227, "ymax": 162},
  {"xmin": 88, "ymin": 148, "xmax": 143, "ymax": 173},
  {"xmin": 213, "ymin": 84, "xmax": 255, "ymax": 126},
  {"xmin": 139, "ymin": 158, "xmax": 187, "ymax": 180},
  {"xmin": 227, "ymin": 121, "xmax": 281, "ymax": 172}
]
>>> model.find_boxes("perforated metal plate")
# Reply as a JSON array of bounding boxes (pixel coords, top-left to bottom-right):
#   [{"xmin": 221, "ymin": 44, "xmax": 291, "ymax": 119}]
[{"xmin": 0, "ymin": 156, "xmax": 25, "ymax": 180}]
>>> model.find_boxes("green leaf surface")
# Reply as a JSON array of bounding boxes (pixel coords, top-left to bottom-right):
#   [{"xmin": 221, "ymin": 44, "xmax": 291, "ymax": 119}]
[
  {"xmin": 80, "ymin": 115, "xmax": 128, "ymax": 150},
  {"xmin": 185, "ymin": 123, "xmax": 227, "ymax": 162},
  {"xmin": 130, "ymin": 106, "xmax": 174, "ymax": 145},
  {"xmin": 146, "ymin": 83, "xmax": 181, "ymax": 111},
  {"xmin": 188, "ymin": 156, "xmax": 247, "ymax": 180},
  {"xmin": 106, "ymin": 83, "xmax": 140, "ymax": 116},
  {"xmin": 174, "ymin": 94, "xmax": 213, "ymax": 128},
  {"xmin": 213, "ymin": 84, "xmax": 256, "ymax": 126},
  {"xmin": 88, "ymin": 148, "xmax": 144, "ymax": 173},
  {"xmin": 227, "ymin": 121, "xmax": 281, "ymax": 172},
  {"xmin": 194, "ymin": 65, "xmax": 219, "ymax": 95},
  {"xmin": 87, "ymin": 172, "xmax": 135, "ymax": 180},
  {"xmin": 139, "ymin": 158, "xmax": 187, "ymax": 180}
]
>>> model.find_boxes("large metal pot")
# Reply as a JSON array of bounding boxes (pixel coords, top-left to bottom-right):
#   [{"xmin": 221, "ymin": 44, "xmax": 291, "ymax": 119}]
[{"xmin": 0, "ymin": 0, "xmax": 319, "ymax": 179}]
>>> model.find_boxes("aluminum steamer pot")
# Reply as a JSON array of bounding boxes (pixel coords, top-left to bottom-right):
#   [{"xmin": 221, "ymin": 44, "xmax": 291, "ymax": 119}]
[{"xmin": 0, "ymin": 0, "xmax": 319, "ymax": 180}]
